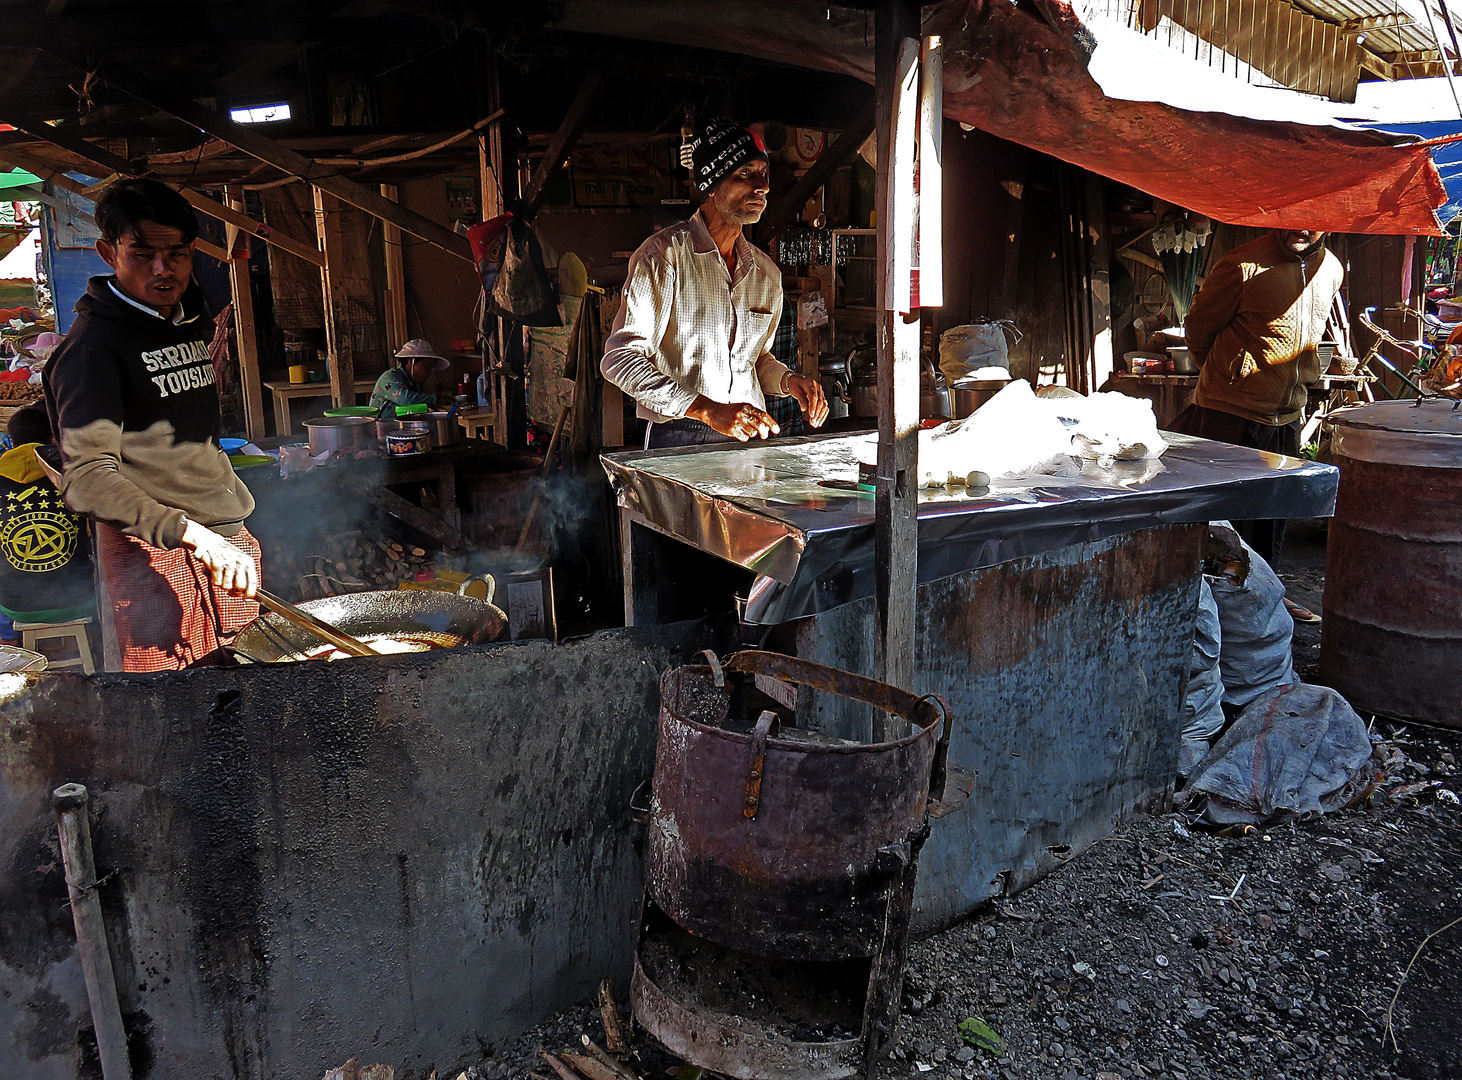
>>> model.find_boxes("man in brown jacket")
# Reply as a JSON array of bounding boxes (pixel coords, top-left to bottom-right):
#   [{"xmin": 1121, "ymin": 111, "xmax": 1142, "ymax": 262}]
[{"xmin": 1172, "ymin": 228, "xmax": 1342, "ymax": 620}]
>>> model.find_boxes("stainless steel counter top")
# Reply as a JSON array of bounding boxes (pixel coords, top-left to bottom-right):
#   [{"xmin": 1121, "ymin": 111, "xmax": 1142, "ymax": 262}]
[{"xmin": 603, "ymin": 431, "xmax": 1337, "ymax": 624}]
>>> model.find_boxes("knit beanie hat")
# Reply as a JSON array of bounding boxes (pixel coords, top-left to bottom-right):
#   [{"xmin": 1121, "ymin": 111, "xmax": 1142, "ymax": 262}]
[{"xmin": 687, "ymin": 117, "xmax": 767, "ymax": 195}]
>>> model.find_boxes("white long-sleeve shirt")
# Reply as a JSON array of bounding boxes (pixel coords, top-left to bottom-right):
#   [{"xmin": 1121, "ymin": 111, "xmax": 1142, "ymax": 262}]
[{"xmin": 601, "ymin": 210, "xmax": 790, "ymax": 423}]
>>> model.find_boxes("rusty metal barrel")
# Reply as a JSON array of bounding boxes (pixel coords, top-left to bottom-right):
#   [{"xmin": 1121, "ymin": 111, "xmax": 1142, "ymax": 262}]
[
  {"xmin": 645, "ymin": 650, "xmax": 949, "ymax": 962},
  {"xmin": 1321, "ymin": 400, "xmax": 1462, "ymax": 726}
]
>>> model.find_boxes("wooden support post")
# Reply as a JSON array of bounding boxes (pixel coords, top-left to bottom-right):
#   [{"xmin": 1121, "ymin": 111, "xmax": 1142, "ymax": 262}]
[
  {"xmin": 53, "ymin": 784, "xmax": 132, "ymax": 1080},
  {"xmin": 224, "ymin": 185, "xmax": 266, "ymax": 441},
  {"xmin": 873, "ymin": 0, "xmax": 923, "ymax": 707},
  {"xmin": 916, "ymin": 34, "xmax": 943, "ymax": 309},
  {"xmin": 379, "ymin": 183, "xmax": 409, "ymax": 354},
  {"xmin": 312, "ymin": 189, "xmax": 355, "ymax": 409}
]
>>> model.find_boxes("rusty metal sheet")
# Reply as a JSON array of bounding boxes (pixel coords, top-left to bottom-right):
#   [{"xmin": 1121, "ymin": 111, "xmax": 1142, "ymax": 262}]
[
  {"xmin": 604, "ymin": 431, "xmax": 1335, "ymax": 624},
  {"xmin": 646, "ymin": 657, "xmax": 941, "ymax": 961}
]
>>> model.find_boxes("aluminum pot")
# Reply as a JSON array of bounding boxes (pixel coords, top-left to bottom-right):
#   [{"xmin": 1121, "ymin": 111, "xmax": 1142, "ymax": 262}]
[
  {"xmin": 303, "ymin": 414, "xmax": 372, "ymax": 454},
  {"xmin": 423, "ymin": 410, "xmax": 462, "ymax": 447},
  {"xmin": 920, "ymin": 362, "xmax": 952, "ymax": 420},
  {"xmin": 950, "ymin": 378, "xmax": 1007, "ymax": 419},
  {"xmin": 1167, "ymin": 347, "xmax": 1198, "ymax": 375},
  {"xmin": 645, "ymin": 650, "xmax": 955, "ymax": 961},
  {"xmin": 374, "ymin": 417, "xmax": 400, "ymax": 441}
]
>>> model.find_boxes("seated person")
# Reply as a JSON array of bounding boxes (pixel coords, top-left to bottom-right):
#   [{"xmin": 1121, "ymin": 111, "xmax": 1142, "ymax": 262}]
[
  {"xmin": 0, "ymin": 405, "xmax": 95, "ymax": 629},
  {"xmin": 370, "ymin": 339, "xmax": 450, "ymax": 412}
]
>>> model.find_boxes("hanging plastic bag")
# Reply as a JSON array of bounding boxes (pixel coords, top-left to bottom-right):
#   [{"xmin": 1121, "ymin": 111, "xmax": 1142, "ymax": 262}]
[
  {"xmin": 468, "ymin": 213, "xmax": 561, "ymax": 327},
  {"xmin": 938, "ymin": 320, "xmax": 1020, "ymax": 382}
]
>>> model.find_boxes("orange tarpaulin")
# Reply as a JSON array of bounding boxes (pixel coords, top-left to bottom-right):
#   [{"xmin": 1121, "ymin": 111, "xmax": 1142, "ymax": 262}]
[{"xmin": 560, "ymin": 0, "xmax": 1448, "ymax": 235}]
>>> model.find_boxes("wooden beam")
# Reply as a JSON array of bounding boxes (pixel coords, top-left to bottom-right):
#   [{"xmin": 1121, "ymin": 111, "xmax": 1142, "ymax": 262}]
[
  {"xmin": 0, "ymin": 148, "xmax": 228, "ymax": 261},
  {"xmin": 521, "ymin": 68, "xmax": 602, "ymax": 220},
  {"xmin": 348, "ymin": 481, "xmax": 464, "ymax": 551},
  {"xmin": 313, "ymin": 189, "xmax": 356, "ymax": 409},
  {"xmin": 917, "ymin": 35, "xmax": 943, "ymax": 309},
  {"xmin": 762, "ymin": 95, "xmax": 876, "ymax": 242},
  {"xmin": 379, "ymin": 183, "xmax": 409, "ymax": 354},
  {"xmin": 0, "ymin": 118, "xmax": 327, "ymax": 267},
  {"xmin": 42, "ymin": 52, "xmax": 474, "ymax": 262},
  {"xmin": 872, "ymin": 0, "xmax": 923, "ymax": 707},
  {"xmin": 224, "ymin": 185, "xmax": 266, "ymax": 442}
]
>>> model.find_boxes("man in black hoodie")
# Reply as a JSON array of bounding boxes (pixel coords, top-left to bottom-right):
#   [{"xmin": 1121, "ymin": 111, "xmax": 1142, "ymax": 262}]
[{"xmin": 44, "ymin": 178, "xmax": 260, "ymax": 671}]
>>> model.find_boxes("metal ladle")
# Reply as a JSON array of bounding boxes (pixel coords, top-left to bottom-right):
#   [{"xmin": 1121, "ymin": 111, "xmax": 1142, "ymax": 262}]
[{"xmin": 254, "ymin": 590, "xmax": 381, "ymax": 657}]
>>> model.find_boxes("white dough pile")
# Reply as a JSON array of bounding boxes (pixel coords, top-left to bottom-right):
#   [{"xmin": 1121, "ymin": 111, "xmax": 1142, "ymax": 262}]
[{"xmin": 897, "ymin": 379, "xmax": 1168, "ymax": 488}]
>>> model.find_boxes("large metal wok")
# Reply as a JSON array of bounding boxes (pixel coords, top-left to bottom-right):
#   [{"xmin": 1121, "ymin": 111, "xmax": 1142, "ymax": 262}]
[{"xmin": 232, "ymin": 588, "xmax": 507, "ymax": 662}]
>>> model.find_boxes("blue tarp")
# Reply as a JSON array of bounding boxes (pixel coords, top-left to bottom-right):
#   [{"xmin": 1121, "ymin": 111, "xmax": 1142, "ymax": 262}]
[{"xmin": 1366, "ymin": 122, "xmax": 1462, "ymax": 226}]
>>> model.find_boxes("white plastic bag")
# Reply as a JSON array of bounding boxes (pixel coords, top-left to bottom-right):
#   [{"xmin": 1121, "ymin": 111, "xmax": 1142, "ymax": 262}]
[
  {"xmin": 1186, "ymin": 683, "xmax": 1374, "ymax": 825},
  {"xmin": 1180, "ymin": 579, "xmax": 1224, "ymax": 778}
]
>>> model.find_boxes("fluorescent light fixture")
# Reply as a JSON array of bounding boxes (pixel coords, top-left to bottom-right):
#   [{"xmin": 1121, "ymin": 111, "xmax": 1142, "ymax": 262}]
[{"xmin": 229, "ymin": 102, "xmax": 292, "ymax": 124}]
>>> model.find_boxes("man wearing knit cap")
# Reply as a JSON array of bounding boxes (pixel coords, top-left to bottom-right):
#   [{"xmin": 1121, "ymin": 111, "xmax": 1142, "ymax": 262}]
[{"xmin": 602, "ymin": 117, "xmax": 828, "ymax": 447}]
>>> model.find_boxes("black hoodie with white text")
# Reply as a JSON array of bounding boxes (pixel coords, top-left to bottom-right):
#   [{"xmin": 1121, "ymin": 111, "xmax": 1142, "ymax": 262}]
[{"xmin": 43, "ymin": 276, "xmax": 254, "ymax": 549}]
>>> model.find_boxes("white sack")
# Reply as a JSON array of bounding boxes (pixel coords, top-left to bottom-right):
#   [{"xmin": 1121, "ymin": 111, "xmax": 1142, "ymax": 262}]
[
  {"xmin": 1180, "ymin": 578, "xmax": 1224, "ymax": 778},
  {"xmin": 1186, "ymin": 683, "xmax": 1374, "ymax": 825},
  {"xmin": 1209, "ymin": 538, "xmax": 1296, "ymax": 709}
]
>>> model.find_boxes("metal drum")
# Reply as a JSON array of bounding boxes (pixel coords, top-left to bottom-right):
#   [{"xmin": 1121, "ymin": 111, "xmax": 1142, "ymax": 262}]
[
  {"xmin": 645, "ymin": 650, "xmax": 950, "ymax": 961},
  {"xmin": 1321, "ymin": 400, "xmax": 1462, "ymax": 726}
]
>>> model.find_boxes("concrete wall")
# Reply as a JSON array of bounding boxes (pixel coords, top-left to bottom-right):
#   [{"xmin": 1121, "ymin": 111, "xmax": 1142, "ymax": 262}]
[
  {"xmin": 0, "ymin": 618, "xmax": 732, "ymax": 1080},
  {"xmin": 793, "ymin": 525, "xmax": 1202, "ymax": 932}
]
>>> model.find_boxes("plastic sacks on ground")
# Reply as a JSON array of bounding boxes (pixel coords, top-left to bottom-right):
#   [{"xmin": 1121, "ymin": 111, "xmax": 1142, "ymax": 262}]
[
  {"xmin": 910, "ymin": 379, "xmax": 1168, "ymax": 488},
  {"xmin": 1185, "ymin": 683, "xmax": 1375, "ymax": 826}
]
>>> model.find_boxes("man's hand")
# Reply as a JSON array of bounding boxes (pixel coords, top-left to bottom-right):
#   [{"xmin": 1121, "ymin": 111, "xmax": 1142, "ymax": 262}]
[
  {"xmin": 687, "ymin": 396, "xmax": 780, "ymax": 441},
  {"xmin": 180, "ymin": 518, "xmax": 259, "ymax": 598},
  {"xmin": 786, "ymin": 373, "xmax": 830, "ymax": 428}
]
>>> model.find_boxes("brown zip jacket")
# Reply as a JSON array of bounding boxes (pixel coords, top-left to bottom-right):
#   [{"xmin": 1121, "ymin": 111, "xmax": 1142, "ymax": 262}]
[{"xmin": 1184, "ymin": 233, "xmax": 1343, "ymax": 427}]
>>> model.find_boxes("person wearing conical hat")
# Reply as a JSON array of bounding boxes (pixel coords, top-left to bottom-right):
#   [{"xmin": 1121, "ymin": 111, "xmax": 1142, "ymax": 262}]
[{"xmin": 370, "ymin": 338, "xmax": 450, "ymax": 412}]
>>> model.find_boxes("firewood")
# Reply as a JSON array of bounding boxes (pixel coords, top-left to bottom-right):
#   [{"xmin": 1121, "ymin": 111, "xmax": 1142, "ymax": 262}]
[
  {"xmin": 539, "ymin": 1050, "xmax": 586, "ymax": 1080},
  {"xmin": 561, "ymin": 1053, "xmax": 619, "ymax": 1080},
  {"xmin": 597, "ymin": 979, "xmax": 629, "ymax": 1057},
  {"xmin": 580, "ymin": 1036, "xmax": 638, "ymax": 1080}
]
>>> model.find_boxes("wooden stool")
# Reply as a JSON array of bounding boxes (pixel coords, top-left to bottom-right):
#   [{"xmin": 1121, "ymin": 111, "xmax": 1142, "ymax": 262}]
[{"xmin": 15, "ymin": 617, "xmax": 95, "ymax": 674}]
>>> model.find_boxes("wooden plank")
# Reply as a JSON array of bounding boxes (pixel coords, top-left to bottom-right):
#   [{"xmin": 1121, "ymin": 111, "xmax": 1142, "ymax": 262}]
[
  {"xmin": 379, "ymin": 183, "xmax": 409, "ymax": 354},
  {"xmin": 872, "ymin": 0, "xmax": 922, "ymax": 705},
  {"xmin": 0, "ymin": 118, "xmax": 327, "ymax": 267},
  {"xmin": 53, "ymin": 53, "xmax": 474, "ymax": 262},
  {"xmin": 224, "ymin": 184, "xmax": 266, "ymax": 442},
  {"xmin": 312, "ymin": 188, "xmax": 356, "ymax": 409},
  {"xmin": 521, "ymin": 69, "xmax": 602, "ymax": 221},
  {"xmin": 349, "ymin": 480, "xmax": 464, "ymax": 551}
]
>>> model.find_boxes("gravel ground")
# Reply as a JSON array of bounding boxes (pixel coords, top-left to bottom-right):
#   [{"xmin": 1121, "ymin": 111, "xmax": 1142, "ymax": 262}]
[{"xmin": 467, "ymin": 519, "xmax": 1462, "ymax": 1080}]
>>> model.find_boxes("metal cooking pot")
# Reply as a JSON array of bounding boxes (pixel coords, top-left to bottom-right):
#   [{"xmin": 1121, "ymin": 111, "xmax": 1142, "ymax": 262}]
[
  {"xmin": 1167, "ymin": 347, "xmax": 1198, "ymax": 375},
  {"xmin": 232, "ymin": 588, "xmax": 507, "ymax": 663},
  {"xmin": 303, "ymin": 415, "xmax": 373, "ymax": 454},
  {"xmin": 423, "ymin": 411, "xmax": 462, "ymax": 447},
  {"xmin": 646, "ymin": 650, "xmax": 959, "ymax": 961},
  {"xmin": 950, "ymin": 378, "xmax": 1008, "ymax": 419}
]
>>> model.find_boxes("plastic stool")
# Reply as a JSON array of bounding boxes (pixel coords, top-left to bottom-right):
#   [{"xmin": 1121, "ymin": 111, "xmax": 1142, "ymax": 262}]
[{"xmin": 14, "ymin": 617, "xmax": 95, "ymax": 674}]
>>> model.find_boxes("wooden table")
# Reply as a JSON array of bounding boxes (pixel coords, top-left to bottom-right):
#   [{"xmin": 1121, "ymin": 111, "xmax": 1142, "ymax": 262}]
[
  {"xmin": 456, "ymin": 407, "xmax": 495, "ymax": 441},
  {"xmin": 263, "ymin": 379, "xmax": 377, "ymax": 436}
]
